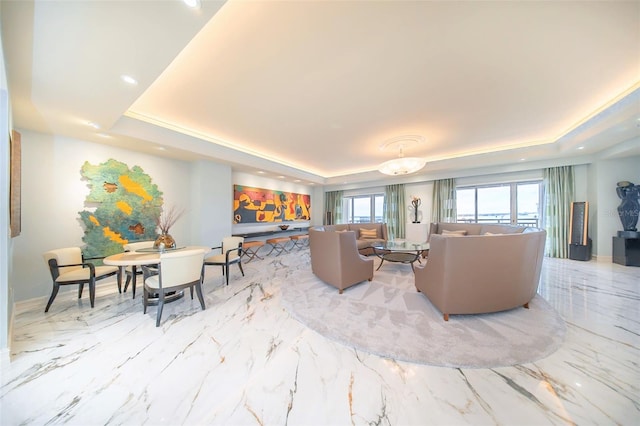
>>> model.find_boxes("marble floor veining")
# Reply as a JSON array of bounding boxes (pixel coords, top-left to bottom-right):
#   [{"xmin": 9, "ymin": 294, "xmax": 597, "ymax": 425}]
[{"xmin": 1, "ymin": 250, "xmax": 639, "ymax": 425}]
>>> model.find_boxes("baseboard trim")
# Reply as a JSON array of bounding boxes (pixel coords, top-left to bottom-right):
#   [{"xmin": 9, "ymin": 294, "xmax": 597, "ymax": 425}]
[
  {"xmin": 595, "ymin": 255, "xmax": 613, "ymax": 263},
  {"xmin": 2, "ymin": 302, "xmax": 14, "ymax": 363}
]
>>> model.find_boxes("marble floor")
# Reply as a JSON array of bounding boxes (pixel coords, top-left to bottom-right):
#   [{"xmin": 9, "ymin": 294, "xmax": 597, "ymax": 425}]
[{"xmin": 1, "ymin": 249, "xmax": 638, "ymax": 425}]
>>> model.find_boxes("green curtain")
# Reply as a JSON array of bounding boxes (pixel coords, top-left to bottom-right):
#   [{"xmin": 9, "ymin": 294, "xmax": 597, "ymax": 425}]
[
  {"xmin": 543, "ymin": 166, "xmax": 575, "ymax": 258},
  {"xmin": 384, "ymin": 184, "xmax": 405, "ymax": 239},
  {"xmin": 324, "ymin": 190, "xmax": 343, "ymax": 225},
  {"xmin": 431, "ymin": 178, "xmax": 457, "ymax": 223}
]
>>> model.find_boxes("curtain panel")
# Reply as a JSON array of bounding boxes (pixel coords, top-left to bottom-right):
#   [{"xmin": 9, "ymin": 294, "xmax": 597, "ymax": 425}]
[
  {"xmin": 543, "ymin": 166, "xmax": 575, "ymax": 258},
  {"xmin": 384, "ymin": 184, "xmax": 406, "ymax": 239},
  {"xmin": 431, "ymin": 178, "xmax": 457, "ymax": 223},
  {"xmin": 324, "ymin": 190, "xmax": 343, "ymax": 225}
]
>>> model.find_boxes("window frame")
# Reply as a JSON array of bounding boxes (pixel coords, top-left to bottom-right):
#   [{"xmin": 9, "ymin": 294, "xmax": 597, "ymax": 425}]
[
  {"xmin": 343, "ymin": 193, "xmax": 385, "ymax": 224},
  {"xmin": 456, "ymin": 180, "xmax": 542, "ymax": 227}
]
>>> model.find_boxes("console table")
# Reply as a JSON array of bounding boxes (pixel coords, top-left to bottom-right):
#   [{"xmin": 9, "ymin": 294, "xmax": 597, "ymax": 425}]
[{"xmin": 233, "ymin": 226, "xmax": 309, "ymax": 240}]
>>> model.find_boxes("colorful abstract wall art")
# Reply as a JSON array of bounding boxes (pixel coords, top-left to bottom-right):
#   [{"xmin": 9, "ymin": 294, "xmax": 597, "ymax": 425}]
[
  {"xmin": 79, "ymin": 159, "xmax": 164, "ymax": 258},
  {"xmin": 233, "ymin": 185, "xmax": 311, "ymax": 224}
]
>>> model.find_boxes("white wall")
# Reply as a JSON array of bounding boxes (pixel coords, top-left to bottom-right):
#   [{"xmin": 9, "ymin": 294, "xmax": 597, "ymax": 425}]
[
  {"xmin": 10, "ymin": 130, "xmax": 196, "ymax": 302},
  {"xmin": 0, "ymin": 21, "xmax": 11, "ymax": 354},
  {"xmin": 592, "ymin": 155, "xmax": 640, "ymax": 259},
  {"xmin": 190, "ymin": 160, "xmax": 233, "ymax": 246}
]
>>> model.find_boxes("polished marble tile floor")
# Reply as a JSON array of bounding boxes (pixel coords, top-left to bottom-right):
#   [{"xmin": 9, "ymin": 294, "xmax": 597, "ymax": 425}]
[{"xmin": 1, "ymin": 250, "xmax": 638, "ymax": 425}]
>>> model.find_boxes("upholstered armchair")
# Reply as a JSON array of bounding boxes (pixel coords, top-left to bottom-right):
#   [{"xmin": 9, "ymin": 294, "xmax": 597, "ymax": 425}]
[
  {"xmin": 122, "ymin": 240, "xmax": 156, "ymax": 297},
  {"xmin": 142, "ymin": 248, "xmax": 206, "ymax": 327},
  {"xmin": 415, "ymin": 229, "xmax": 546, "ymax": 321},
  {"xmin": 42, "ymin": 247, "xmax": 121, "ymax": 312},
  {"xmin": 309, "ymin": 227, "xmax": 374, "ymax": 293},
  {"xmin": 203, "ymin": 237, "xmax": 244, "ymax": 286}
]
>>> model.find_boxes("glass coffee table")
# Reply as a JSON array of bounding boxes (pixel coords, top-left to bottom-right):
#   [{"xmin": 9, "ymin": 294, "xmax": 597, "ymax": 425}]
[{"xmin": 371, "ymin": 240, "xmax": 430, "ymax": 272}]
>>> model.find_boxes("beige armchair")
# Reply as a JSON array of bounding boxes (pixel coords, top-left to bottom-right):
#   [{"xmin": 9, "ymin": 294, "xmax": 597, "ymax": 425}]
[
  {"xmin": 309, "ymin": 227, "xmax": 374, "ymax": 293},
  {"xmin": 203, "ymin": 237, "xmax": 244, "ymax": 286},
  {"xmin": 43, "ymin": 247, "xmax": 121, "ymax": 312},
  {"xmin": 123, "ymin": 240, "xmax": 156, "ymax": 297},
  {"xmin": 142, "ymin": 248, "xmax": 206, "ymax": 327},
  {"xmin": 415, "ymin": 229, "xmax": 546, "ymax": 321}
]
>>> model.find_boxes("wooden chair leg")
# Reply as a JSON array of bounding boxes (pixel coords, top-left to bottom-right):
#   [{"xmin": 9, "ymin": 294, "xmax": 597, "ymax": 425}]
[
  {"xmin": 443, "ymin": 313, "xmax": 449, "ymax": 321},
  {"xmin": 156, "ymin": 294, "xmax": 165, "ymax": 327},
  {"xmin": 89, "ymin": 279, "xmax": 96, "ymax": 308},
  {"xmin": 78, "ymin": 283, "xmax": 84, "ymax": 299},
  {"xmin": 195, "ymin": 283, "xmax": 205, "ymax": 310},
  {"xmin": 523, "ymin": 302, "xmax": 530, "ymax": 309},
  {"xmin": 45, "ymin": 283, "xmax": 60, "ymax": 313}
]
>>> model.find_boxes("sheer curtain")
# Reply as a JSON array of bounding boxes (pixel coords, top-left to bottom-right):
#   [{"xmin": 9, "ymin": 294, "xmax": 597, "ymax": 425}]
[
  {"xmin": 384, "ymin": 184, "xmax": 405, "ymax": 239},
  {"xmin": 431, "ymin": 178, "xmax": 457, "ymax": 223},
  {"xmin": 543, "ymin": 166, "xmax": 575, "ymax": 258},
  {"xmin": 324, "ymin": 190, "xmax": 343, "ymax": 225}
]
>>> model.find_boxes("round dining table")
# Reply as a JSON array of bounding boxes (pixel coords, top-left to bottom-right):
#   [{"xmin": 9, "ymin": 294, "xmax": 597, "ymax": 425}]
[{"xmin": 103, "ymin": 246, "xmax": 210, "ymax": 302}]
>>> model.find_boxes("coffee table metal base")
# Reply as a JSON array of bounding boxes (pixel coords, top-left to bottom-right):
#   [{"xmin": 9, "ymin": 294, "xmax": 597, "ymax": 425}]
[{"xmin": 375, "ymin": 251, "xmax": 422, "ymax": 271}]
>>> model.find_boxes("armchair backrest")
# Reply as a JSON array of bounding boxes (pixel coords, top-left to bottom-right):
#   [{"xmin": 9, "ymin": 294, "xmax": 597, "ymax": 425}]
[
  {"xmin": 157, "ymin": 249, "xmax": 206, "ymax": 288},
  {"xmin": 124, "ymin": 241, "xmax": 155, "ymax": 252},
  {"xmin": 309, "ymin": 227, "xmax": 373, "ymax": 291},
  {"xmin": 43, "ymin": 247, "xmax": 83, "ymax": 277},
  {"xmin": 222, "ymin": 237, "xmax": 244, "ymax": 260}
]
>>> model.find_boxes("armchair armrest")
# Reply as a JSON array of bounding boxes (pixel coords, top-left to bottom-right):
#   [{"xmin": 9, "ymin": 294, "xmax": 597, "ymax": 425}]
[
  {"xmin": 141, "ymin": 264, "xmax": 160, "ymax": 280},
  {"xmin": 225, "ymin": 243, "xmax": 243, "ymax": 261}
]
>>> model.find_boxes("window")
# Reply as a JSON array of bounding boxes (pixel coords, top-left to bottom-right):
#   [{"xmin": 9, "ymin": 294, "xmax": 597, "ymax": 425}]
[
  {"xmin": 456, "ymin": 181, "xmax": 542, "ymax": 227},
  {"xmin": 343, "ymin": 194, "xmax": 384, "ymax": 223}
]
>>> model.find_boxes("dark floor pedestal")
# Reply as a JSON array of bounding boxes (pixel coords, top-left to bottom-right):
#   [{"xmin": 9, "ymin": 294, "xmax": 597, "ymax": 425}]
[{"xmin": 613, "ymin": 236, "xmax": 640, "ymax": 266}]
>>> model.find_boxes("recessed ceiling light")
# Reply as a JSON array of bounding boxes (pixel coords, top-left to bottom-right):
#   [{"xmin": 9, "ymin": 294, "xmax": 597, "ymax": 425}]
[
  {"xmin": 156, "ymin": 146, "xmax": 166, "ymax": 151},
  {"xmin": 277, "ymin": 176, "xmax": 285, "ymax": 179},
  {"xmin": 96, "ymin": 132, "xmax": 110, "ymax": 138},
  {"xmin": 519, "ymin": 158, "xmax": 526, "ymax": 161},
  {"xmin": 294, "ymin": 179, "xmax": 301, "ymax": 183},
  {"xmin": 257, "ymin": 171, "xmax": 265, "ymax": 174},
  {"xmin": 182, "ymin": 0, "xmax": 201, "ymax": 9},
  {"xmin": 577, "ymin": 146, "xmax": 585, "ymax": 150},
  {"xmin": 87, "ymin": 121, "xmax": 100, "ymax": 129},
  {"xmin": 121, "ymin": 75, "xmax": 138, "ymax": 85}
]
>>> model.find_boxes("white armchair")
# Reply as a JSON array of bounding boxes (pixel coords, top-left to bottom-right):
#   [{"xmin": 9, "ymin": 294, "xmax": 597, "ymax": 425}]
[
  {"xmin": 142, "ymin": 248, "xmax": 206, "ymax": 327},
  {"xmin": 43, "ymin": 247, "xmax": 121, "ymax": 312}
]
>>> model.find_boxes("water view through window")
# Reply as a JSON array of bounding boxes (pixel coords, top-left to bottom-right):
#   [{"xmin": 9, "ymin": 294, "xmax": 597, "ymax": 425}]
[
  {"xmin": 344, "ymin": 194, "xmax": 384, "ymax": 223},
  {"xmin": 457, "ymin": 182, "xmax": 541, "ymax": 227}
]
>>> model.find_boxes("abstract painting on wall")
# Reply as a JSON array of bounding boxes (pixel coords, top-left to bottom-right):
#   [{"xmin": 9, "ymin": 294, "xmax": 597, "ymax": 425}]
[
  {"xmin": 79, "ymin": 159, "xmax": 164, "ymax": 258},
  {"xmin": 233, "ymin": 185, "xmax": 310, "ymax": 224}
]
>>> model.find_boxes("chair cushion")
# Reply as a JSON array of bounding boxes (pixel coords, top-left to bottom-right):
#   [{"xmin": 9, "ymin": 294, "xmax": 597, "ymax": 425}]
[
  {"xmin": 145, "ymin": 275, "xmax": 161, "ymax": 289},
  {"xmin": 57, "ymin": 265, "xmax": 118, "ymax": 282},
  {"xmin": 205, "ymin": 253, "xmax": 240, "ymax": 264}
]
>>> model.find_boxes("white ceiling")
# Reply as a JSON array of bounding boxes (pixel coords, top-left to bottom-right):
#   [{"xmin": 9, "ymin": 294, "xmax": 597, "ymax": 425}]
[{"xmin": 2, "ymin": 0, "xmax": 639, "ymax": 186}]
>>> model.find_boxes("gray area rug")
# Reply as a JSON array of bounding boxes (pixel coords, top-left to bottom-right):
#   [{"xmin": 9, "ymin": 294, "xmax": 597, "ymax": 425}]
[{"xmin": 282, "ymin": 261, "xmax": 566, "ymax": 368}]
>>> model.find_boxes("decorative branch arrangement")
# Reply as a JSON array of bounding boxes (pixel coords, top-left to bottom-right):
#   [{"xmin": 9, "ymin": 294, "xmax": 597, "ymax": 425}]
[{"xmin": 156, "ymin": 205, "xmax": 185, "ymax": 234}]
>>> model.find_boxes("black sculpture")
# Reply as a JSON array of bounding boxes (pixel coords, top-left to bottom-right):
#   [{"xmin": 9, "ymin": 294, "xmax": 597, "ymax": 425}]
[{"xmin": 616, "ymin": 181, "xmax": 640, "ymax": 232}]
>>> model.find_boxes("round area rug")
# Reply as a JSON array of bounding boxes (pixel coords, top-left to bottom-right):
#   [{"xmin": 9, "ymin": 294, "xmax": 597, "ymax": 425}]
[{"xmin": 282, "ymin": 262, "xmax": 566, "ymax": 368}]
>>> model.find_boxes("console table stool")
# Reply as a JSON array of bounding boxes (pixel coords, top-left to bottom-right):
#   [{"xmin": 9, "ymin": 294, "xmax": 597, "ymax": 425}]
[
  {"xmin": 290, "ymin": 234, "xmax": 309, "ymax": 249},
  {"xmin": 242, "ymin": 240, "xmax": 265, "ymax": 263},
  {"xmin": 266, "ymin": 237, "xmax": 291, "ymax": 256}
]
